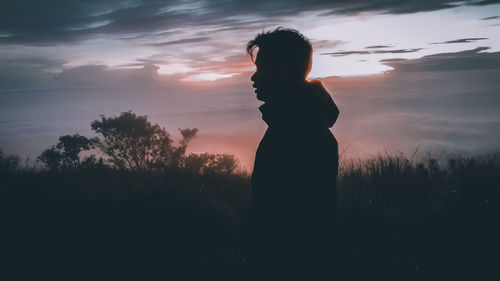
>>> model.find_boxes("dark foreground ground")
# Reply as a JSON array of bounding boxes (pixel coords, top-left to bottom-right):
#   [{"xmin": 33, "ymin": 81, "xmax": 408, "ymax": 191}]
[{"xmin": 1, "ymin": 153, "xmax": 499, "ymax": 280}]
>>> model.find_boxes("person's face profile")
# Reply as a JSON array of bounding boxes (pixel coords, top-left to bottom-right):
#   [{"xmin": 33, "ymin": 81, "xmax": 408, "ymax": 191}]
[{"xmin": 250, "ymin": 51, "xmax": 280, "ymax": 102}]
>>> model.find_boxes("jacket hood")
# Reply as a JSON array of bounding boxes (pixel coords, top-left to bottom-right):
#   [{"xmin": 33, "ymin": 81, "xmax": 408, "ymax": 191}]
[{"xmin": 258, "ymin": 80, "xmax": 339, "ymax": 129}]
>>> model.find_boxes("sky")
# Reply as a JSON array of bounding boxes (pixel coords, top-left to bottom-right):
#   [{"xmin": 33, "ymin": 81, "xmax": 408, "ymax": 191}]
[{"xmin": 1, "ymin": 0, "xmax": 500, "ymax": 172}]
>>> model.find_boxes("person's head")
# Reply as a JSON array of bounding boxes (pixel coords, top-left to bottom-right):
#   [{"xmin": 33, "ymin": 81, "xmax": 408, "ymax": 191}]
[{"xmin": 247, "ymin": 28, "xmax": 312, "ymax": 102}]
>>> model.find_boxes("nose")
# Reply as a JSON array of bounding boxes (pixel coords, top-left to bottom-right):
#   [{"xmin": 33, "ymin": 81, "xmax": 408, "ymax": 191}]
[{"xmin": 250, "ymin": 72, "xmax": 257, "ymax": 83}]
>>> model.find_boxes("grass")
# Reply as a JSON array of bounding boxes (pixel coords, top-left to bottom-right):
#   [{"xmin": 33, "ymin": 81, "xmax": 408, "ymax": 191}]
[
  {"xmin": 1, "ymin": 149, "xmax": 499, "ymax": 279},
  {"xmin": 338, "ymin": 152, "xmax": 499, "ymax": 221}
]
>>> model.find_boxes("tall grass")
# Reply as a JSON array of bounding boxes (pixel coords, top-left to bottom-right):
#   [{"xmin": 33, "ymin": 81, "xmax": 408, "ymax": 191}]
[
  {"xmin": 338, "ymin": 152, "xmax": 499, "ymax": 221},
  {"xmin": 1, "ymin": 149, "xmax": 499, "ymax": 278}
]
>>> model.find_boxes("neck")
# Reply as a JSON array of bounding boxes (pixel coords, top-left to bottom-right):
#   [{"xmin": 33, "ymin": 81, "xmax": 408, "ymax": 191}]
[
  {"xmin": 265, "ymin": 80, "xmax": 306, "ymax": 104},
  {"xmin": 285, "ymin": 79, "xmax": 307, "ymax": 89}
]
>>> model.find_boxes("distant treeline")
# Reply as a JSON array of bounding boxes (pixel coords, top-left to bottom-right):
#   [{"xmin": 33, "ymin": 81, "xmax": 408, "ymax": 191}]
[{"xmin": 33, "ymin": 111, "xmax": 244, "ymax": 175}]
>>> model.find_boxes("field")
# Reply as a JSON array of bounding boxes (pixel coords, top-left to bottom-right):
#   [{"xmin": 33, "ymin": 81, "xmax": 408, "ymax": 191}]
[{"xmin": 1, "ymin": 150, "xmax": 499, "ymax": 279}]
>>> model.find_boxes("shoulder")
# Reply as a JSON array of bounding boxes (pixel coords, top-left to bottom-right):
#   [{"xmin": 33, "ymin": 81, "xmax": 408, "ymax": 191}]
[{"xmin": 306, "ymin": 79, "xmax": 326, "ymax": 92}]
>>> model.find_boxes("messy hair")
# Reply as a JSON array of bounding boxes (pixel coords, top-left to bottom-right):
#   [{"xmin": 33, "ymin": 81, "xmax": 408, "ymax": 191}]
[{"xmin": 246, "ymin": 27, "xmax": 312, "ymax": 80}]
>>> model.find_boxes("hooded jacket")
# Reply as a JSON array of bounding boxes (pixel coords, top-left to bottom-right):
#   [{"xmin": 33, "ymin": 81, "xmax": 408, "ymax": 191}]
[{"xmin": 250, "ymin": 79, "xmax": 339, "ymax": 221}]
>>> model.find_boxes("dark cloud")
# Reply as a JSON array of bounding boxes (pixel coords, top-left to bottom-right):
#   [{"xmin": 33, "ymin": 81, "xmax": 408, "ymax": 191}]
[
  {"xmin": 112, "ymin": 56, "xmax": 171, "ymax": 68},
  {"xmin": 2, "ymin": 0, "xmax": 500, "ymax": 45},
  {"xmin": 119, "ymin": 30, "xmax": 176, "ymax": 41},
  {"xmin": 365, "ymin": 45, "xmax": 393, "ymax": 49},
  {"xmin": 0, "ymin": 0, "xmax": 125, "ymax": 45},
  {"xmin": 148, "ymin": 37, "xmax": 211, "ymax": 47},
  {"xmin": 0, "ymin": 0, "xmax": 124, "ymax": 32},
  {"xmin": 322, "ymin": 48, "xmax": 422, "ymax": 56},
  {"xmin": 482, "ymin": 15, "xmax": 499, "ymax": 20},
  {"xmin": 431, "ymin": 38, "xmax": 488, "ymax": 44},
  {"xmin": 319, "ymin": 0, "xmax": 499, "ymax": 16},
  {"xmin": 470, "ymin": 0, "xmax": 500, "ymax": 6},
  {"xmin": 210, "ymin": 24, "xmax": 271, "ymax": 33},
  {"xmin": 0, "ymin": 0, "xmax": 200, "ymax": 45},
  {"xmin": 136, "ymin": 58, "xmax": 169, "ymax": 64},
  {"xmin": 0, "ymin": 57, "xmax": 64, "ymax": 89},
  {"xmin": 0, "ymin": 57, "xmax": 168, "ymax": 91},
  {"xmin": 116, "ymin": 63, "xmax": 148, "ymax": 68},
  {"xmin": 322, "ymin": 50, "xmax": 371, "ymax": 56},
  {"xmin": 373, "ymin": 48, "xmax": 422, "ymax": 54},
  {"xmin": 381, "ymin": 47, "xmax": 500, "ymax": 71}
]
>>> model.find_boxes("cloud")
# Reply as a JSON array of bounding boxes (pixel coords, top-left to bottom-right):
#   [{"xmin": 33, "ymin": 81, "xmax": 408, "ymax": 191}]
[
  {"xmin": 148, "ymin": 37, "xmax": 211, "ymax": 47},
  {"xmin": 311, "ymin": 39, "xmax": 345, "ymax": 49},
  {"xmin": 187, "ymin": 53, "xmax": 253, "ymax": 74},
  {"xmin": 0, "ymin": 56, "xmax": 171, "ymax": 91},
  {"xmin": 374, "ymin": 48, "xmax": 423, "ymax": 54},
  {"xmin": 482, "ymin": 15, "xmax": 499, "ymax": 20},
  {"xmin": 2, "ymin": 0, "xmax": 500, "ymax": 45},
  {"xmin": 322, "ymin": 50, "xmax": 371, "ymax": 56},
  {"xmin": 322, "ymin": 47, "xmax": 500, "ymax": 156},
  {"xmin": 0, "ymin": 49, "xmax": 254, "ymax": 92},
  {"xmin": 381, "ymin": 47, "xmax": 500, "ymax": 71},
  {"xmin": 365, "ymin": 45, "xmax": 393, "ymax": 49},
  {"xmin": 321, "ymin": 48, "xmax": 422, "ymax": 56},
  {"xmin": 431, "ymin": 38, "xmax": 488, "ymax": 44},
  {"xmin": 136, "ymin": 58, "xmax": 169, "ymax": 64},
  {"xmin": 319, "ymin": 0, "xmax": 499, "ymax": 16},
  {"xmin": 0, "ymin": 57, "xmax": 65, "ymax": 89}
]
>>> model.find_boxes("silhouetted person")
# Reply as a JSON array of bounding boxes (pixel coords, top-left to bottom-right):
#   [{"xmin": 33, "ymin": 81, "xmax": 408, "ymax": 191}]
[{"xmin": 246, "ymin": 28, "xmax": 339, "ymax": 278}]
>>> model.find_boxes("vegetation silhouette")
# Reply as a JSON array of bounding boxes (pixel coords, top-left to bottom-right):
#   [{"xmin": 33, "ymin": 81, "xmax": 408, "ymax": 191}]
[
  {"xmin": 1, "ymin": 145, "xmax": 499, "ymax": 279},
  {"xmin": 90, "ymin": 111, "xmax": 196, "ymax": 170},
  {"xmin": 1, "ymin": 111, "xmax": 249, "ymax": 279},
  {"xmin": 36, "ymin": 111, "xmax": 240, "ymax": 175},
  {"xmin": 246, "ymin": 28, "xmax": 339, "ymax": 278},
  {"xmin": 38, "ymin": 134, "xmax": 100, "ymax": 170}
]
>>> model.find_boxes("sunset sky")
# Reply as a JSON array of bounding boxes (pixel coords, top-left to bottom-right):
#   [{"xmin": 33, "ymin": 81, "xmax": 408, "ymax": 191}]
[{"xmin": 1, "ymin": 0, "xmax": 500, "ymax": 172}]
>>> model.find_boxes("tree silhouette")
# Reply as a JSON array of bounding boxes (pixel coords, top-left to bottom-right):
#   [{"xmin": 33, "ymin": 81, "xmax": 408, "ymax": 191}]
[
  {"xmin": 90, "ymin": 111, "xmax": 198, "ymax": 170},
  {"xmin": 36, "ymin": 111, "xmax": 240, "ymax": 173},
  {"xmin": 0, "ymin": 149, "xmax": 21, "ymax": 172},
  {"xmin": 38, "ymin": 134, "xmax": 99, "ymax": 170},
  {"xmin": 170, "ymin": 128, "xmax": 199, "ymax": 169},
  {"xmin": 184, "ymin": 153, "xmax": 238, "ymax": 175}
]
